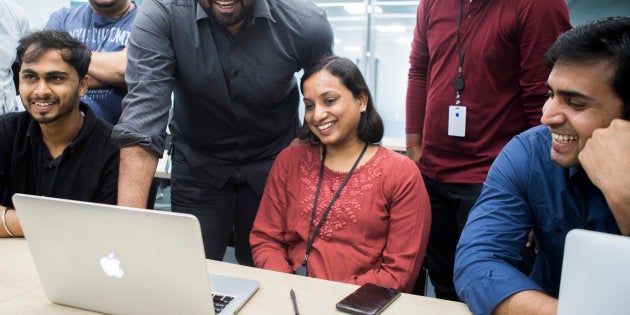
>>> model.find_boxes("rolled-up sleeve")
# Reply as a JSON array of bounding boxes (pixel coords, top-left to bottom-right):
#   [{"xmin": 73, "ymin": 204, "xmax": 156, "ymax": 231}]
[
  {"xmin": 454, "ymin": 137, "xmax": 544, "ymax": 315},
  {"xmin": 112, "ymin": 0, "xmax": 175, "ymax": 156}
]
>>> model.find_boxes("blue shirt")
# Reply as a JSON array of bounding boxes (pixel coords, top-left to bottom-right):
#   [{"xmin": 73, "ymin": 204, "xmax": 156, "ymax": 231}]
[
  {"xmin": 45, "ymin": 3, "xmax": 138, "ymax": 124},
  {"xmin": 454, "ymin": 125, "xmax": 620, "ymax": 315}
]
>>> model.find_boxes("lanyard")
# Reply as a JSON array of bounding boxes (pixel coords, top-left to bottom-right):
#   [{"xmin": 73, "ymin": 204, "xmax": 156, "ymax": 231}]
[
  {"xmin": 453, "ymin": 0, "xmax": 488, "ymax": 104},
  {"xmin": 294, "ymin": 142, "xmax": 369, "ymax": 276}
]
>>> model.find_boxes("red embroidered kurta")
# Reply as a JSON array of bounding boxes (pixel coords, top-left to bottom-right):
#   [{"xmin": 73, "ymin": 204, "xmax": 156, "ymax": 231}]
[{"xmin": 250, "ymin": 145, "xmax": 431, "ymax": 292}]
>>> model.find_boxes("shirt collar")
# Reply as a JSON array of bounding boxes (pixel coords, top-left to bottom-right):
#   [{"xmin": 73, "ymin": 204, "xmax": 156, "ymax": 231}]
[
  {"xmin": 252, "ymin": 0, "xmax": 274, "ymax": 23},
  {"xmin": 25, "ymin": 102, "xmax": 96, "ymax": 150},
  {"xmin": 195, "ymin": 2, "xmax": 208, "ymax": 22},
  {"xmin": 25, "ymin": 114, "xmax": 41, "ymax": 148}
]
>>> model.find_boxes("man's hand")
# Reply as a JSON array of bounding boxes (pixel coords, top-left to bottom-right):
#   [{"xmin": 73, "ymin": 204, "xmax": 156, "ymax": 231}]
[
  {"xmin": 579, "ymin": 119, "xmax": 630, "ymax": 235},
  {"xmin": 406, "ymin": 145, "xmax": 422, "ymax": 163}
]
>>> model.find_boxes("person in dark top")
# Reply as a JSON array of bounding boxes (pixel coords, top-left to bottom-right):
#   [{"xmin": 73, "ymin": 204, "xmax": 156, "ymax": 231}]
[
  {"xmin": 0, "ymin": 30, "xmax": 119, "ymax": 238},
  {"xmin": 112, "ymin": 0, "xmax": 333, "ymax": 265}
]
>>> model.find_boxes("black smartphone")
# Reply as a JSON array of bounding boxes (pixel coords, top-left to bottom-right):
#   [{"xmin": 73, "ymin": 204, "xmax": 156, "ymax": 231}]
[{"xmin": 335, "ymin": 283, "xmax": 401, "ymax": 315}]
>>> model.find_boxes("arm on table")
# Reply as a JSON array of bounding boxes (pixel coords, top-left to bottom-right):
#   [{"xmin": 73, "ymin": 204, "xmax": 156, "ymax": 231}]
[
  {"xmin": 493, "ymin": 290, "xmax": 557, "ymax": 315},
  {"xmin": 579, "ymin": 119, "xmax": 630, "ymax": 235},
  {"xmin": 454, "ymin": 137, "xmax": 545, "ymax": 314},
  {"xmin": 1, "ymin": 206, "xmax": 23, "ymax": 237}
]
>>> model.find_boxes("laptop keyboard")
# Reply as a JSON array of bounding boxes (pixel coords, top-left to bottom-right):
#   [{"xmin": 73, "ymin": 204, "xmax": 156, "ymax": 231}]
[{"xmin": 211, "ymin": 293, "xmax": 235, "ymax": 314}]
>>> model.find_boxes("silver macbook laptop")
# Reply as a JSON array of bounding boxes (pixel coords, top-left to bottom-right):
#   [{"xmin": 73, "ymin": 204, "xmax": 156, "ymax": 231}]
[
  {"xmin": 12, "ymin": 193, "xmax": 259, "ymax": 315},
  {"xmin": 557, "ymin": 229, "xmax": 630, "ymax": 315}
]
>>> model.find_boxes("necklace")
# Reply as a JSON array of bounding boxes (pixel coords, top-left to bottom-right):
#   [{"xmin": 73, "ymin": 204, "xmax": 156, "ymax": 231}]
[{"xmin": 294, "ymin": 142, "xmax": 369, "ymax": 276}]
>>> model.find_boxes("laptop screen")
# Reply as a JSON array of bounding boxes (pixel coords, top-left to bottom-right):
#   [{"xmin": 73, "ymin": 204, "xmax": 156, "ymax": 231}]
[
  {"xmin": 13, "ymin": 194, "xmax": 258, "ymax": 315},
  {"xmin": 557, "ymin": 229, "xmax": 629, "ymax": 315}
]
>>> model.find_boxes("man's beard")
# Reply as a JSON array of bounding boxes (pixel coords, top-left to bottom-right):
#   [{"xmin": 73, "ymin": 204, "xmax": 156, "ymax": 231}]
[{"xmin": 207, "ymin": 0, "xmax": 255, "ymax": 27}]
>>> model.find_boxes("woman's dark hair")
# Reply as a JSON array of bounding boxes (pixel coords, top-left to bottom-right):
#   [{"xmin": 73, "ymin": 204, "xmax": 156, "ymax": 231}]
[
  {"xmin": 16, "ymin": 30, "xmax": 91, "ymax": 79},
  {"xmin": 298, "ymin": 55, "xmax": 384, "ymax": 144},
  {"xmin": 545, "ymin": 16, "xmax": 630, "ymax": 119}
]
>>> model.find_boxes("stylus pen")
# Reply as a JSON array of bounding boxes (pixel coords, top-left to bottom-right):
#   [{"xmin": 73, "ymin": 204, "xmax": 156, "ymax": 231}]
[{"xmin": 290, "ymin": 289, "xmax": 300, "ymax": 315}]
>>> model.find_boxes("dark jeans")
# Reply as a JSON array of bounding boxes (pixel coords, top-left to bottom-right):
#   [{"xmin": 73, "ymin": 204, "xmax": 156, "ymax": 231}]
[
  {"xmin": 170, "ymin": 150, "xmax": 259, "ymax": 266},
  {"xmin": 416, "ymin": 175, "xmax": 482, "ymax": 301}
]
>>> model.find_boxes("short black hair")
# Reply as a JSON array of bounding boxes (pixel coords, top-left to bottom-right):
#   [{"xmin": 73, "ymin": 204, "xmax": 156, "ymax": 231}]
[
  {"xmin": 16, "ymin": 30, "xmax": 91, "ymax": 79},
  {"xmin": 545, "ymin": 16, "xmax": 630, "ymax": 119},
  {"xmin": 299, "ymin": 55, "xmax": 384, "ymax": 144}
]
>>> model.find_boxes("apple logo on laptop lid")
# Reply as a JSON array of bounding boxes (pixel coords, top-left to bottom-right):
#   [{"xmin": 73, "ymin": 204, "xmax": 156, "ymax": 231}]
[{"xmin": 100, "ymin": 253, "xmax": 125, "ymax": 278}]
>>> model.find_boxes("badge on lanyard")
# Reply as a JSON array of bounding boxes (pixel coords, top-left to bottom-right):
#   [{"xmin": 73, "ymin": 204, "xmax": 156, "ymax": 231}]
[{"xmin": 448, "ymin": 105, "xmax": 466, "ymax": 137}]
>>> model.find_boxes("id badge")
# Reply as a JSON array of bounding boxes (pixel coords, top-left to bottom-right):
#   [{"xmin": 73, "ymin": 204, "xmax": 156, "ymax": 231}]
[{"xmin": 448, "ymin": 105, "xmax": 466, "ymax": 137}]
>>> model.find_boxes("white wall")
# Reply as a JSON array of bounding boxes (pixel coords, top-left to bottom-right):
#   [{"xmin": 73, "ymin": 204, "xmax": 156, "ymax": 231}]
[{"xmin": 12, "ymin": 0, "xmax": 69, "ymax": 30}]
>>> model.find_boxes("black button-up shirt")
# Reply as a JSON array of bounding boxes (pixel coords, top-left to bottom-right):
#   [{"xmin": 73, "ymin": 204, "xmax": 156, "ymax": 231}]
[{"xmin": 113, "ymin": 0, "xmax": 333, "ymax": 193}]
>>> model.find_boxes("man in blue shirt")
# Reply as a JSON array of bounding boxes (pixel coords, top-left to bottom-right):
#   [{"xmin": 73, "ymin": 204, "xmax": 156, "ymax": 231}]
[
  {"xmin": 454, "ymin": 16, "xmax": 630, "ymax": 315},
  {"xmin": 45, "ymin": 0, "xmax": 138, "ymax": 124}
]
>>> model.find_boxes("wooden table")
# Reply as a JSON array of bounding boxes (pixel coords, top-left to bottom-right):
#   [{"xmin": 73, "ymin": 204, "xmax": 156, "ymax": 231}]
[{"xmin": 0, "ymin": 239, "xmax": 472, "ymax": 314}]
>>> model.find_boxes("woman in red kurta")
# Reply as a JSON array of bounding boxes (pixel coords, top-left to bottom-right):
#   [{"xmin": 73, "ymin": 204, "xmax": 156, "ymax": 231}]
[{"xmin": 250, "ymin": 56, "xmax": 431, "ymax": 292}]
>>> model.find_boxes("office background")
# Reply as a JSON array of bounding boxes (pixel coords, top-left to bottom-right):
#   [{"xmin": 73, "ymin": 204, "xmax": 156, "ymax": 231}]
[
  {"xmin": 12, "ymin": 0, "xmax": 630, "ymax": 148},
  {"xmin": 8, "ymin": 0, "xmax": 628, "ymax": 300}
]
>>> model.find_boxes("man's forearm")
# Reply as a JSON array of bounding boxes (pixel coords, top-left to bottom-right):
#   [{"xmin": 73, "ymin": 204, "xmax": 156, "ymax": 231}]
[
  {"xmin": 406, "ymin": 132, "xmax": 422, "ymax": 163},
  {"xmin": 89, "ymin": 50, "xmax": 127, "ymax": 88},
  {"xmin": 493, "ymin": 290, "xmax": 557, "ymax": 315},
  {"xmin": 118, "ymin": 145, "xmax": 159, "ymax": 209},
  {"xmin": 86, "ymin": 75, "xmax": 108, "ymax": 89}
]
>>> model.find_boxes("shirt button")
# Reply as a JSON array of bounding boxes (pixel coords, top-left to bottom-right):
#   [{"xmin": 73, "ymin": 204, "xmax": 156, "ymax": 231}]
[{"xmin": 231, "ymin": 69, "xmax": 240, "ymax": 77}]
